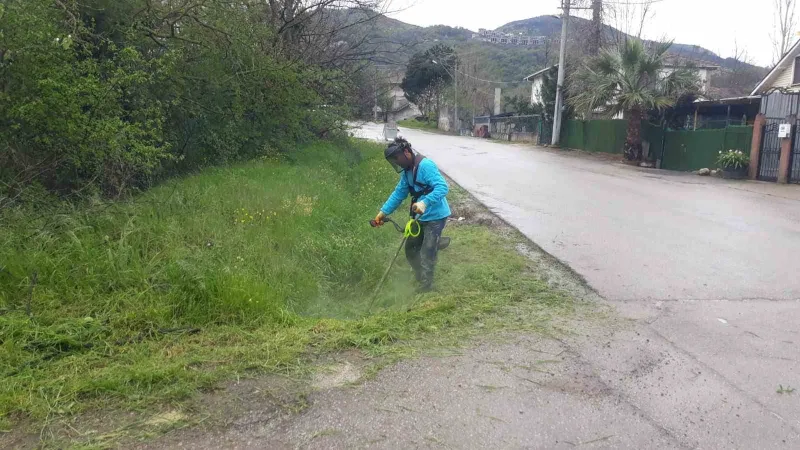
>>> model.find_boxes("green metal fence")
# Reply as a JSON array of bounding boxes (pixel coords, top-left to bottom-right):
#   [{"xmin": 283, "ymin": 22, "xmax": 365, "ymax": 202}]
[
  {"xmin": 560, "ymin": 119, "xmax": 753, "ymax": 172},
  {"xmin": 723, "ymin": 126, "xmax": 754, "ymax": 155},
  {"xmin": 560, "ymin": 119, "xmax": 628, "ymax": 154},
  {"xmin": 659, "ymin": 126, "xmax": 752, "ymax": 172},
  {"xmin": 642, "ymin": 122, "xmax": 664, "ymax": 160}
]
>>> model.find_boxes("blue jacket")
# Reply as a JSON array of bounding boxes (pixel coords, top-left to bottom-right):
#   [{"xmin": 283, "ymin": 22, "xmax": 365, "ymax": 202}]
[{"xmin": 381, "ymin": 158, "xmax": 451, "ymax": 222}]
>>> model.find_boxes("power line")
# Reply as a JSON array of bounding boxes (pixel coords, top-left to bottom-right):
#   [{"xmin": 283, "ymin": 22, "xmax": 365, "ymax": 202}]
[{"xmin": 453, "ymin": 67, "xmax": 522, "ymax": 85}]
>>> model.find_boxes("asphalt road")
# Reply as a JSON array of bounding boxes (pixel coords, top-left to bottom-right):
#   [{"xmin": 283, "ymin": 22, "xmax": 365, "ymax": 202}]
[
  {"xmin": 372, "ymin": 124, "xmax": 800, "ymax": 445},
  {"xmin": 389, "ymin": 127, "xmax": 800, "ymax": 302}
]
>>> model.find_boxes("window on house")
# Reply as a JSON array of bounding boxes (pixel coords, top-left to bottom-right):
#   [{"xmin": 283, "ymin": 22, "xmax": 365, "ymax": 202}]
[{"xmin": 794, "ymin": 57, "xmax": 800, "ymax": 84}]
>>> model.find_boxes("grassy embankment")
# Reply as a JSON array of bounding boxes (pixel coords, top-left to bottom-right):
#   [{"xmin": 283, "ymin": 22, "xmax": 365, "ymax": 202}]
[{"xmin": 0, "ymin": 139, "xmax": 572, "ymax": 443}]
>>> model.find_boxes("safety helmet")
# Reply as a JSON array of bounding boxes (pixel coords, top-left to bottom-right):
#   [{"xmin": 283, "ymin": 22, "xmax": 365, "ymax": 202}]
[{"xmin": 385, "ymin": 138, "xmax": 412, "ymax": 173}]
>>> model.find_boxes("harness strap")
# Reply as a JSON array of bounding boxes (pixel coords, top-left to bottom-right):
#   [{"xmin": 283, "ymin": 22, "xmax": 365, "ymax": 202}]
[
  {"xmin": 408, "ymin": 154, "xmax": 433, "ymax": 216},
  {"xmin": 409, "ymin": 155, "xmax": 434, "ymax": 198}
]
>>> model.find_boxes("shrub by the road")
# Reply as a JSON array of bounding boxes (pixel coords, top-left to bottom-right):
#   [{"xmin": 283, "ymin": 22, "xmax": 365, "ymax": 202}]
[{"xmin": 1, "ymin": 0, "xmax": 350, "ymax": 199}]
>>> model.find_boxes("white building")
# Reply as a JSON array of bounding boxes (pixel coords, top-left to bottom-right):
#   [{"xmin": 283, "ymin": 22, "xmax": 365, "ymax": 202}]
[
  {"xmin": 475, "ymin": 28, "xmax": 547, "ymax": 47},
  {"xmin": 751, "ymin": 39, "xmax": 800, "ymax": 95},
  {"xmin": 375, "ymin": 74, "xmax": 421, "ymax": 122},
  {"xmin": 523, "ymin": 65, "xmax": 557, "ymax": 106},
  {"xmin": 525, "ymin": 62, "xmax": 716, "ymax": 106},
  {"xmin": 524, "ymin": 61, "xmax": 715, "ymax": 120},
  {"xmin": 661, "ymin": 64, "xmax": 718, "ymax": 95}
]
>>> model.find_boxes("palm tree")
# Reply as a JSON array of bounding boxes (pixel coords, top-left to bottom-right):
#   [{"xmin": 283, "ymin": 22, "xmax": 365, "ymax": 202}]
[{"xmin": 569, "ymin": 40, "xmax": 700, "ymax": 161}]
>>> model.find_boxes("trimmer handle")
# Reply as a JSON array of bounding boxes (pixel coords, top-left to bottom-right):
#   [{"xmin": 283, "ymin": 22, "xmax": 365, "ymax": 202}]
[{"xmin": 371, "ymin": 217, "xmax": 404, "ymax": 233}]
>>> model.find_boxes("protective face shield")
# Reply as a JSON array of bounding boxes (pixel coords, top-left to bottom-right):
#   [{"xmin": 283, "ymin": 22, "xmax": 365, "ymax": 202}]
[{"xmin": 384, "ymin": 141, "xmax": 408, "ymax": 173}]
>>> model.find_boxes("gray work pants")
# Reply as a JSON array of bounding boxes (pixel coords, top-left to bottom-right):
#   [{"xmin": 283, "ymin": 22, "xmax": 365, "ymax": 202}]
[{"xmin": 405, "ymin": 218, "xmax": 447, "ymax": 289}]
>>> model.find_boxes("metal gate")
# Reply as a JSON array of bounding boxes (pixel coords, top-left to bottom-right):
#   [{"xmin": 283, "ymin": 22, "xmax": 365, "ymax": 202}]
[
  {"xmin": 538, "ymin": 121, "xmax": 553, "ymax": 145},
  {"xmin": 758, "ymin": 119, "xmax": 783, "ymax": 181},
  {"xmin": 791, "ymin": 125, "xmax": 800, "ymax": 183}
]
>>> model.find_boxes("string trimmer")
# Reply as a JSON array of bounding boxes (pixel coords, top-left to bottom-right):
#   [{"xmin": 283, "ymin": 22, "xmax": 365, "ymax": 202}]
[
  {"xmin": 367, "ymin": 215, "xmax": 450, "ymax": 311},
  {"xmin": 368, "ymin": 215, "xmax": 421, "ymax": 310}
]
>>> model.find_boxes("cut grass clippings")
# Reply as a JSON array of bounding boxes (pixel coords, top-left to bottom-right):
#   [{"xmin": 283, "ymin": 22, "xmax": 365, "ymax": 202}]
[{"xmin": 0, "ymin": 138, "xmax": 573, "ymax": 445}]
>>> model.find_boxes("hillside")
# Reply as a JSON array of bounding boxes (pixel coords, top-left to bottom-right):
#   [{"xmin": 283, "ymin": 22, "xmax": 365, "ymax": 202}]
[
  {"xmin": 497, "ymin": 16, "xmax": 764, "ymax": 71},
  {"xmin": 366, "ymin": 14, "xmax": 767, "ymax": 97},
  {"xmin": 496, "ymin": 16, "xmax": 563, "ymax": 37}
]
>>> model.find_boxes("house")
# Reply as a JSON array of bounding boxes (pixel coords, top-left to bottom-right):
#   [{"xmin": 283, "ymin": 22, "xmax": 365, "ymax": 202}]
[
  {"xmin": 688, "ymin": 96, "xmax": 761, "ymax": 130},
  {"xmin": 745, "ymin": 39, "xmax": 800, "ymax": 183},
  {"xmin": 662, "ymin": 63, "xmax": 718, "ymax": 95},
  {"xmin": 524, "ymin": 64, "xmax": 625, "ymax": 120},
  {"xmin": 659, "ymin": 55, "xmax": 719, "ymax": 94},
  {"xmin": 524, "ymin": 59, "xmax": 718, "ymax": 121},
  {"xmin": 751, "ymin": 39, "xmax": 800, "ymax": 96},
  {"xmin": 523, "ymin": 65, "xmax": 557, "ymax": 106},
  {"xmin": 380, "ymin": 101, "xmax": 420, "ymax": 123},
  {"xmin": 375, "ymin": 74, "xmax": 421, "ymax": 122},
  {"xmin": 475, "ymin": 28, "xmax": 544, "ymax": 46}
]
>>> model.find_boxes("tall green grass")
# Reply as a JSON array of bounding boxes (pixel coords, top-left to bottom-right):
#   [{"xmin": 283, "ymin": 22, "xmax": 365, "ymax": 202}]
[{"xmin": 0, "ymin": 139, "xmax": 568, "ymax": 436}]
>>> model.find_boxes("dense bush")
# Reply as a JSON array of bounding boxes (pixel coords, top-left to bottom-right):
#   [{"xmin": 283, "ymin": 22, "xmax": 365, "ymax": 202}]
[{"xmin": 0, "ymin": 0, "xmax": 357, "ymax": 199}]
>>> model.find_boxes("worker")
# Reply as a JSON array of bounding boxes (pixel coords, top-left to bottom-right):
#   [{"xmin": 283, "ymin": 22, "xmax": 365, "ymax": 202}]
[{"xmin": 374, "ymin": 138, "xmax": 451, "ymax": 293}]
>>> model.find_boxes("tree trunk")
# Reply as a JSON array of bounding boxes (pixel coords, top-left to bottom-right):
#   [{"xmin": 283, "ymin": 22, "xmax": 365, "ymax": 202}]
[{"xmin": 625, "ymin": 108, "xmax": 643, "ymax": 161}]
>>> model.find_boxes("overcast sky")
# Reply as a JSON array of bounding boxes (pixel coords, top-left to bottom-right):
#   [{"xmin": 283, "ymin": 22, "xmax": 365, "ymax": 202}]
[{"xmin": 387, "ymin": 0, "xmax": 787, "ymax": 68}]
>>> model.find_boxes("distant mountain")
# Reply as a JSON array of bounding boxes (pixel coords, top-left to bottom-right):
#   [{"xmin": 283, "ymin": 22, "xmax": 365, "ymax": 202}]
[
  {"xmin": 357, "ymin": 13, "xmax": 768, "ymax": 98},
  {"xmin": 496, "ymin": 16, "xmax": 563, "ymax": 37},
  {"xmin": 496, "ymin": 16, "xmax": 763, "ymax": 71}
]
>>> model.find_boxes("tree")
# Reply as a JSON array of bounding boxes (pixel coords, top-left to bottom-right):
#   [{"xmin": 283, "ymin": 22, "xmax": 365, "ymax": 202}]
[
  {"xmin": 533, "ymin": 66, "xmax": 573, "ymax": 138},
  {"xmin": 772, "ymin": 0, "xmax": 798, "ymax": 63},
  {"xmin": 712, "ymin": 41, "xmax": 769, "ymax": 97},
  {"xmin": 0, "ymin": 0, "xmax": 391, "ymax": 200},
  {"xmin": 605, "ymin": 0, "xmax": 655, "ymax": 44},
  {"xmin": 569, "ymin": 40, "xmax": 700, "ymax": 161},
  {"xmin": 400, "ymin": 44, "xmax": 455, "ymax": 118},
  {"xmin": 377, "ymin": 92, "xmax": 394, "ymax": 122},
  {"xmin": 503, "ymin": 95, "xmax": 536, "ymax": 115}
]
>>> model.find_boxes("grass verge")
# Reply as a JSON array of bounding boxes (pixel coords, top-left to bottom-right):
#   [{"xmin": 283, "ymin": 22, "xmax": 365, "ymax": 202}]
[
  {"xmin": 0, "ymin": 138, "xmax": 574, "ymax": 447},
  {"xmin": 397, "ymin": 118, "xmax": 438, "ymax": 131}
]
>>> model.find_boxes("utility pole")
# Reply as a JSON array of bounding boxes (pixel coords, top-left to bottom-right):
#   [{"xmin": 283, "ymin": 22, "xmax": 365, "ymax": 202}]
[
  {"xmin": 454, "ymin": 58, "xmax": 459, "ymax": 134},
  {"xmin": 373, "ymin": 66, "xmax": 379, "ymax": 122},
  {"xmin": 552, "ymin": 0, "xmax": 570, "ymax": 146},
  {"xmin": 591, "ymin": 0, "xmax": 602, "ymax": 55}
]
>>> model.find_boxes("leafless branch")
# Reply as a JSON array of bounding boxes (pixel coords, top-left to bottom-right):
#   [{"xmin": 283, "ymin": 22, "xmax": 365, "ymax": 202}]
[{"xmin": 772, "ymin": 0, "xmax": 798, "ymax": 63}]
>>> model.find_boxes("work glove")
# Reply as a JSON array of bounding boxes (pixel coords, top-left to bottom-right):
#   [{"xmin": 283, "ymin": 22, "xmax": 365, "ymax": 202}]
[
  {"xmin": 374, "ymin": 211, "xmax": 386, "ymax": 226},
  {"xmin": 412, "ymin": 202, "xmax": 426, "ymax": 215}
]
